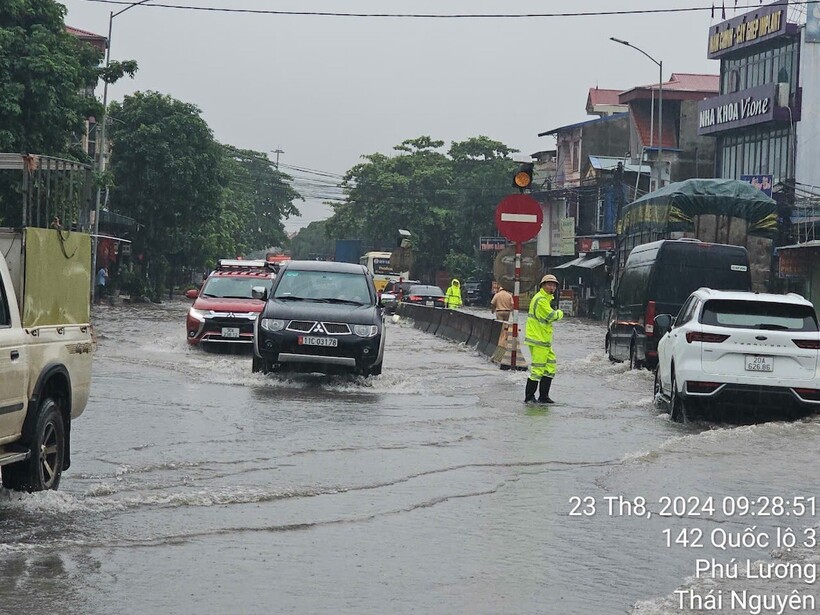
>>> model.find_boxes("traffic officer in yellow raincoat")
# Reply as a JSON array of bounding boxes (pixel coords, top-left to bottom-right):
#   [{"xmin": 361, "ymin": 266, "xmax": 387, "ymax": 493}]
[
  {"xmin": 444, "ymin": 278, "xmax": 463, "ymax": 309},
  {"xmin": 524, "ymin": 274, "xmax": 564, "ymax": 403}
]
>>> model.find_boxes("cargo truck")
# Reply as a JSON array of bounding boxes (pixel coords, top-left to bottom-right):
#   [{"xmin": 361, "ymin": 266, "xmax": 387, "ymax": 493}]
[{"xmin": 0, "ymin": 227, "xmax": 93, "ymax": 491}]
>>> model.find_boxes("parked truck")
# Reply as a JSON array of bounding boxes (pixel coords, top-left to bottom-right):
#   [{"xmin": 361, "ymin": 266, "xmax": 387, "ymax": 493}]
[
  {"xmin": 334, "ymin": 239, "xmax": 363, "ymax": 264},
  {"xmin": 0, "ymin": 227, "xmax": 93, "ymax": 491}
]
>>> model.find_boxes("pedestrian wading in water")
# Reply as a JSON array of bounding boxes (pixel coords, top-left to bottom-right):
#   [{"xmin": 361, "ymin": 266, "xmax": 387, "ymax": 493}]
[{"xmin": 524, "ymin": 274, "xmax": 564, "ymax": 403}]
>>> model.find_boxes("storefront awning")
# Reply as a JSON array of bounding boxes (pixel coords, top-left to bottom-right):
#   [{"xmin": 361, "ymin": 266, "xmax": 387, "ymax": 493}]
[{"xmin": 553, "ymin": 255, "xmax": 605, "ymax": 270}]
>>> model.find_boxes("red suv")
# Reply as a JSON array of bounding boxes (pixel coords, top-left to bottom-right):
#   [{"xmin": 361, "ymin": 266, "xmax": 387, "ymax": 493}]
[{"xmin": 186, "ymin": 259, "xmax": 275, "ymax": 347}]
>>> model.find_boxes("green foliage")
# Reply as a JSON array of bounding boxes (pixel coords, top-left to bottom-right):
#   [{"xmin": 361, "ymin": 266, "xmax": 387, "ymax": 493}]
[
  {"xmin": 443, "ymin": 250, "xmax": 474, "ymax": 282},
  {"xmin": 325, "ymin": 135, "xmax": 517, "ymax": 278},
  {"xmin": 0, "ymin": 0, "xmax": 104, "ymax": 155},
  {"xmin": 99, "ymin": 59, "xmax": 138, "ymax": 84},
  {"xmin": 108, "ymin": 93, "xmax": 301, "ymax": 295},
  {"xmin": 220, "ymin": 145, "xmax": 301, "ymax": 252},
  {"xmin": 109, "ymin": 92, "xmax": 224, "ymax": 296},
  {"xmin": 116, "ymin": 266, "xmax": 149, "ymax": 300},
  {"xmin": 290, "ymin": 219, "xmax": 335, "ymax": 260}
]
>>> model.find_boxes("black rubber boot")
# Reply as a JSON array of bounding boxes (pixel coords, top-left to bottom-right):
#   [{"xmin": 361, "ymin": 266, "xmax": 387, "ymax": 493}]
[
  {"xmin": 524, "ymin": 379, "xmax": 538, "ymax": 403},
  {"xmin": 538, "ymin": 377, "xmax": 555, "ymax": 404}
]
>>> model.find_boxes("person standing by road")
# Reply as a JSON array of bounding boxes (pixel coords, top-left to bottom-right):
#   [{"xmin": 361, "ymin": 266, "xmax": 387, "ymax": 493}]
[
  {"xmin": 524, "ymin": 274, "xmax": 564, "ymax": 403},
  {"xmin": 444, "ymin": 278, "xmax": 463, "ymax": 309},
  {"xmin": 95, "ymin": 266, "xmax": 109, "ymax": 305},
  {"xmin": 490, "ymin": 286, "xmax": 513, "ymax": 321}
]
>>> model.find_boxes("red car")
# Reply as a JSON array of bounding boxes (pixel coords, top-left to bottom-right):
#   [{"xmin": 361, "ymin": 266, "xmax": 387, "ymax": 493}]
[{"xmin": 186, "ymin": 259, "xmax": 275, "ymax": 347}]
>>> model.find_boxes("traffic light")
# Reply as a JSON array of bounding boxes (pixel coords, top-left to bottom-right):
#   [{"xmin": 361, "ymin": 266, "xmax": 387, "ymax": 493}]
[{"xmin": 512, "ymin": 162, "xmax": 534, "ymax": 191}]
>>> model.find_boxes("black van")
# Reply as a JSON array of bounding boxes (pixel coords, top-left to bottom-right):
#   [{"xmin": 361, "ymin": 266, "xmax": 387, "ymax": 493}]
[{"xmin": 606, "ymin": 239, "xmax": 752, "ymax": 369}]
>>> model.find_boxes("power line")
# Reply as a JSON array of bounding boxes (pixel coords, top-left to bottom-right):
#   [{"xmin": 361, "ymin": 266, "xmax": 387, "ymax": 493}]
[{"xmin": 80, "ymin": 0, "xmax": 820, "ymax": 19}]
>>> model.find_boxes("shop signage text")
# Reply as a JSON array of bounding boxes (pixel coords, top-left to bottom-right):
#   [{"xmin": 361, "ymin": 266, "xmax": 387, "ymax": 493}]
[
  {"xmin": 699, "ymin": 96, "xmax": 770, "ymax": 129},
  {"xmin": 697, "ymin": 84, "xmax": 779, "ymax": 136},
  {"xmin": 479, "ymin": 236, "xmax": 507, "ymax": 251},
  {"xmin": 576, "ymin": 237, "xmax": 615, "ymax": 253},
  {"xmin": 707, "ymin": 1, "xmax": 788, "ymax": 59}
]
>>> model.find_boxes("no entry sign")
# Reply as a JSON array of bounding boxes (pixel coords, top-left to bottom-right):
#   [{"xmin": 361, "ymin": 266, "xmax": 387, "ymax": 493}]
[{"xmin": 495, "ymin": 194, "xmax": 543, "ymax": 243}]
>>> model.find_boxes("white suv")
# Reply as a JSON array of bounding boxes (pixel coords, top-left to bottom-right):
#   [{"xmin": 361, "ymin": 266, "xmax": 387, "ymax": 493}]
[{"xmin": 653, "ymin": 288, "xmax": 820, "ymax": 422}]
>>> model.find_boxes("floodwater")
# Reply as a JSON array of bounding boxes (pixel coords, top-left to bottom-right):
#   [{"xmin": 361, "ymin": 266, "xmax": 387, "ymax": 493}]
[{"xmin": 1, "ymin": 300, "xmax": 819, "ymax": 614}]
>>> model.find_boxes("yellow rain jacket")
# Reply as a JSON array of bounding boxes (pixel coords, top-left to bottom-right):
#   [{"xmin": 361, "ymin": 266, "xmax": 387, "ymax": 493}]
[
  {"xmin": 524, "ymin": 287, "xmax": 564, "ymax": 379},
  {"xmin": 444, "ymin": 279, "xmax": 463, "ymax": 309}
]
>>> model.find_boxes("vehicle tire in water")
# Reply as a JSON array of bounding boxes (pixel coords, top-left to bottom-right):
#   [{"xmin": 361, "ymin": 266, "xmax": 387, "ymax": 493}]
[
  {"xmin": 653, "ymin": 367, "xmax": 664, "ymax": 409},
  {"xmin": 629, "ymin": 342, "xmax": 643, "ymax": 370},
  {"xmin": 670, "ymin": 372, "xmax": 687, "ymax": 423},
  {"xmin": 367, "ymin": 362, "xmax": 383, "ymax": 377},
  {"xmin": 251, "ymin": 354, "xmax": 270, "ymax": 374},
  {"xmin": 605, "ymin": 336, "xmax": 616, "ymax": 363},
  {"xmin": 1, "ymin": 398, "xmax": 65, "ymax": 492}
]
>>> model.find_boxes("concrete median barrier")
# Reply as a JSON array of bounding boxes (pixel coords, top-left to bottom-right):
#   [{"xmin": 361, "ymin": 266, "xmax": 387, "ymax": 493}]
[
  {"xmin": 453, "ymin": 313, "xmax": 474, "ymax": 345},
  {"xmin": 470, "ymin": 317, "xmax": 493, "ymax": 354},
  {"xmin": 436, "ymin": 309, "xmax": 458, "ymax": 342},
  {"xmin": 397, "ymin": 304, "xmax": 509, "ymax": 360}
]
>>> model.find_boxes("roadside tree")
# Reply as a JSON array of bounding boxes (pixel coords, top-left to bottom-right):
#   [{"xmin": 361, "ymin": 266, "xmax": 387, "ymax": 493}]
[
  {"xmin": 326, "ymin": 135, "xmax": 516, "ymax": 278},
  {"xmin": 108, "ymin": 92, "xmax": 223, "ymax": 297}
]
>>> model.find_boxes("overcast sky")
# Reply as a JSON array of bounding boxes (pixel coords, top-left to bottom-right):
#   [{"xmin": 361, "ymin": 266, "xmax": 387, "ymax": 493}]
[{"xmin": 60, "ymin": 0, "xmax": 748, "ymax": 232}]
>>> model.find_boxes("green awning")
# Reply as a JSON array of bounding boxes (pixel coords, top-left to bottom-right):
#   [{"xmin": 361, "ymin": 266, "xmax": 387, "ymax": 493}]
[{"xmin": 619, "ymin": 178, "xmax": 778, "ymax": 239}]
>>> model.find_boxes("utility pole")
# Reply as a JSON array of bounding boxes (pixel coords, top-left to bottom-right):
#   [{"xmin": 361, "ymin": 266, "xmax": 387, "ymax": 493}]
[
  {"xmin": 272, "ymin": 147, "xmax": 284, "ymax": 169},
  {"xmin": 91, "ymin": 0, "xmax": 153, "ymax": 302}
]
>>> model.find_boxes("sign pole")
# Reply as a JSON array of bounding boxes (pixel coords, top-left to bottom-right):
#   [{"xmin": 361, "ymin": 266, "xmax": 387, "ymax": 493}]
[
  {"xmin": 495, "ymin": 193, "xmax": 543, "ymax": 371},
  {"xmin": 511, "ymin": 241, "xmax": 522, "ymax": 368}
]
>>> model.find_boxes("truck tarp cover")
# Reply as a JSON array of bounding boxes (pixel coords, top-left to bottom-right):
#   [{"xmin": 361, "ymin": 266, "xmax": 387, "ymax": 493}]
[
  {"xmin": 619, "ymin": 178, "xmax": 778, "ymax": 238},
  {"xmin": 24, "ymin": 228, "xmax": 91, "ymax": 327}
]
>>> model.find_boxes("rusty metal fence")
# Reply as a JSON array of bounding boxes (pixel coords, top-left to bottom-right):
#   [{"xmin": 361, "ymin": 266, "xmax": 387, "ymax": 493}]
[{"xmin": 0, "ymin": 153, "xmax": 93, "ymax": 231}]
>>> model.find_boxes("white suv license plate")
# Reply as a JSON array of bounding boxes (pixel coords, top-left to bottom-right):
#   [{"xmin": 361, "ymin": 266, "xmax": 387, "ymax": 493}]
[
  {"xmin": 299, "ymin": 336, "xmax": 338, "ymax": 347},
  {"xmin": 745, "ymin": 355, "xmax": 773, "ymax": 372},
  {"xmin": 222, "ymin": 327, "xmax": 240, "ymax": 338}
]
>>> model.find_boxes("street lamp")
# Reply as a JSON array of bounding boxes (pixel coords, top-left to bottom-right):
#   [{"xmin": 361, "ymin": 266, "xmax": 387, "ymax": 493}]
[
  {"xmin": 91, "ymin": 0, "xmax": 152, "ymax": 298},
  {"xmin": 610, "ymin": 37, "xmax": 664, "ymax": 189}
]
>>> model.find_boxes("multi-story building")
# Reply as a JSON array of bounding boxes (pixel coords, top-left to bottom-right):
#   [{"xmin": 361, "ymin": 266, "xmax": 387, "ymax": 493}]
[
  {"xmin": 533, "ymin": 75, "xmax": 719, "ymax": 317},
  {"xmin": 620, "ymin": 73, "xmax": 720, "ymax": 189},
  {"xmin": 696, "ymin": 1, "xmax": 820, "ymax": 298}
]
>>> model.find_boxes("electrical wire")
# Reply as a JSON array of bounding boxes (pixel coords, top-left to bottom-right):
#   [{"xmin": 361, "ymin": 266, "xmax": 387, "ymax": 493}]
[{"xmin": 78, "ymin": 0, "xmax": 820, "ymax": 19}]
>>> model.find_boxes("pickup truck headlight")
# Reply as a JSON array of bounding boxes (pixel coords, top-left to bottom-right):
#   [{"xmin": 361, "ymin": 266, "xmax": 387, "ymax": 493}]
[
  {"xmin": 188, "ymin": 308, "xmax": 208, "ymax": 322},
  {"xmin": 260, "ymin": 318, "xmax": 286, "ymax": 332},
  {"xmin": 353, "ymin": 324, "xmax": 378, "ymax": 338}
]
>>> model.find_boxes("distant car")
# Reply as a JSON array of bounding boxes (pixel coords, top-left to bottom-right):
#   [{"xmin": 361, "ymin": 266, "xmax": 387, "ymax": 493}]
[
  {"xmin": 380, "ymin": 279, "xmax": 420, "ymax": 313},
  {"xmin": 462, "ymin": 280, "xmax": 489, "ymax": 307},
  {"xmin": 252, "ymin": 260, "xmax": 385, "ymax": 376},
  {"xmin": 403, "ymin": 284, "xmax": 446, "ymax": 308},
  {"xmin": 185, "ymin": 259, "xmax": 275, "ymax": 347},
  {"xmin": 654, "ymin": 288, "xmax": 820, "ymax": 422}
]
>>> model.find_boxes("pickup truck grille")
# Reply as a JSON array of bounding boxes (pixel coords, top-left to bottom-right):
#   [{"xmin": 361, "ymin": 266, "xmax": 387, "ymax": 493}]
[{"xmin": 286, "ymin": 321, "xmax": 351, "ymax": 335}]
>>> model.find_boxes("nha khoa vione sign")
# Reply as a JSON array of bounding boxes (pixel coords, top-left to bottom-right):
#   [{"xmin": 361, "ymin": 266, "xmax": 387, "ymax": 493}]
[{"xmin": 697, "ymin": 84, "xmax": 782, "ymax": 136}]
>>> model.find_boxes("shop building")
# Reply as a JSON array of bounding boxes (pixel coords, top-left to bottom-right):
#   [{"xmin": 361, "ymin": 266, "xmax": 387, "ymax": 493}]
[{"xmin": 697, "ymin": 1, "xmax": 820, "ymax": 299}]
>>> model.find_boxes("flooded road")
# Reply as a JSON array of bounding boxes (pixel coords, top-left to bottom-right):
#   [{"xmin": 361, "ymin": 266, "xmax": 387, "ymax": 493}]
[{"xmin": 2, "ymin": 300, "xmax": 819, "ymax": 614}]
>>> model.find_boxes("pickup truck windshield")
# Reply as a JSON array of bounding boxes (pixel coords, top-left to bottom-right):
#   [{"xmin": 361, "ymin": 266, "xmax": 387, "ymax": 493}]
[{"xmin": 275, "ymin": 270, "xmax": 373, "ymax": 305}]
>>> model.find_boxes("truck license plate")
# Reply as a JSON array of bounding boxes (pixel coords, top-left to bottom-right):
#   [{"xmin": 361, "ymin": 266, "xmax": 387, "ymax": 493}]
[
  {"xmin": 745, "ymin": 355, "xmax": 773, "ymax": 372},
  {"xmin": 299, "ymin": 336, "xmax": 338, "ymax": 347},
  {"xmin": 222, "ymin": 327, "xmax": 240, "ymax": 338}
]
